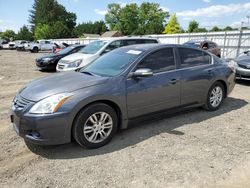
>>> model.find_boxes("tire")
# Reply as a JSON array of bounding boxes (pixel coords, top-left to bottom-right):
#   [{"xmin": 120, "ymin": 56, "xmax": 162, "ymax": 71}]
[
  {"xmin": 33, "ymin": 47, "xmax": 39, "ymax": 53},
  {"xmin": 72, "ymin": 103, "xmax": 118, "ymax": 149},
  {"xmin": 204, "ymin": 82, "xmax": 225, "ymax": 111}
]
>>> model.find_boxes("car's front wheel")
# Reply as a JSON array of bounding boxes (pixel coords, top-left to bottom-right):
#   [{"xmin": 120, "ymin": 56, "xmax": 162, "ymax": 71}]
[
  {"xmin": 204, "ymin": 82, "xmax": 225, "ymax": 111},
  {"xmin": 72, "ymin": 103, "xmax": 118, "ymax": 148}
]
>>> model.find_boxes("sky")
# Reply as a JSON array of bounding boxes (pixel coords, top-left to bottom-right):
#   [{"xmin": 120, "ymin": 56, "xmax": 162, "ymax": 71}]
[{"xmin": 0, "ymin": 0, "xmax": 250, "ymax": 32}]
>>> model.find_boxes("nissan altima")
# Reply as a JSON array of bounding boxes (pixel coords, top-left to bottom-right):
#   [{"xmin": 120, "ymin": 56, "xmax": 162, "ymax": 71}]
[{"xmin": 10, "ymin": 44, "xmax": 236, "ymax": 148}]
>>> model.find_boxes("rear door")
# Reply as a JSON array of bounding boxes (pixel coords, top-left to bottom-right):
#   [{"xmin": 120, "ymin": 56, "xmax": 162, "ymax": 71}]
[
  {"xmin": 176, "ymin": 47, "xmax": 214, "ymax": 105},
  {"xmin": 126, "ymin": 47, "xmax": 181, "ymax": 118}
]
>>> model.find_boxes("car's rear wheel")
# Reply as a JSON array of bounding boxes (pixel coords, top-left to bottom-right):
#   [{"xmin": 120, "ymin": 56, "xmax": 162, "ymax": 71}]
[
  {"xmin": 72, "ymin": 103, "xmax": 118, "ymax": 148},
  {"xmin": 33, "ymin": 47, "xmax": 39, "ymax": 53},
  {"xmin": 204, "ymin": 82, "xmax": 225, "ymax": 111}
]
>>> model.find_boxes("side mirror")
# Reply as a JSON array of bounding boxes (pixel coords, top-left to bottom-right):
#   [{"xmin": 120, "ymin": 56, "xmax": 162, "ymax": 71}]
[
  {"xmin": 101, "ymin": 49, "xmax": 111, "ymax": 55},
  {"xmin": 130, "ymin": 68, "xmax": 153, "ymax": 78}
]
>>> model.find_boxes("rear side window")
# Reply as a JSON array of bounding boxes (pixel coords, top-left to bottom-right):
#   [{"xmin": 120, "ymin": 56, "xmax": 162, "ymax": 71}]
[
  {"xmin": 179, "ymin": 48, "xmax": 211, "ymax": 68},
  {"xmin": 209, "ymin": 42, "xmax": 217, "ymax": 48},
  {"xmin": 137, "ymin": 48, "xmax": 175, "ymax": 73}
]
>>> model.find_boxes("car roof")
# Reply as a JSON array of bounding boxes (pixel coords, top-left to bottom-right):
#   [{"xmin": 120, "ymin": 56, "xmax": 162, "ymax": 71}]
[
  {"xmin": 185, "ymin": 40, "xmax": 215, "ymax": 44},
  {"xmin": 96, "ymin": 37, "xmax": 158, "ymax": 43},
  {"xmin": 118, "ymin": 44, "xmax": 192, "ymax": 52}
]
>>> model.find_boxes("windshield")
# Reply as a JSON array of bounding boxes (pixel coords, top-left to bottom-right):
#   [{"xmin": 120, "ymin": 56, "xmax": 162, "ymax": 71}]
[
  {"xmin": 57, "ymin": 46, "xmax": 75, "ymax": 54},
  {"xmin": 82, "ymin": 49, "xmax": 143, "ymax": 77},
  {"xmin": 79, "ymin": 40, "xmax": 107, "ymax": 54}
]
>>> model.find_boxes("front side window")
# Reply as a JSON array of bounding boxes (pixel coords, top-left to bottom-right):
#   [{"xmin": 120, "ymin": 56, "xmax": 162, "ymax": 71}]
[
  {"xmin": 179, "ymin": 48, "xmax": 211, "ymax": 68},
  {"xmin": 136, "ymin": 48, "xmax": 175, "ymax": 73},
  {"xmin": 105, "ymin": 40, "xmax": 123, "ymax": 51}
]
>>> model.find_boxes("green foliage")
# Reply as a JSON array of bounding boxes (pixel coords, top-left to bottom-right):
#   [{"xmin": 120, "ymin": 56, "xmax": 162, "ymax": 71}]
[
  {"xmin": 34, "ymin": 24, "xmax": 50, "ymax": 39},
  {"xmin": 74, "ymin": 21, "xmax": 108, "ymax": 37},
  {"xmin": 188, "ymin": 20, "xmax": 199, "ymax": 33},
  {"xmin": 29, "ymin": 0, "xmax": 76, "ymax": 38},
  {"xmin": 223, "ymin": 26, "xmax": 238, "ymax": 31},
  {"xmin": 210, "ymin": 26, "xmax": 221, "ymax": 32},
  {"xmin": 105, "ymin": 2, "xmax": 169, "ymax": 35},
  {"xmin": 16, "ymin": 25, "xmax": 33, "ymax": 41},
  {"xmin": 163, "ymin": 13, "xmax": 181, "ymax": 34},
  {"xmin": 0, "ymin": 30, "xmax": 16, "ymax": 41}
]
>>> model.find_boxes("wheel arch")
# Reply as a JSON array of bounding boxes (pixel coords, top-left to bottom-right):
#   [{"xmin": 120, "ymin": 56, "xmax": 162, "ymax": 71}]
[
  {"xmin": 71, "ymin": 99, "xmax": 124, "ymax": 140},
  {"xmin": 215, "ymin": 79, "xmax": 228, "ymax": 97}
]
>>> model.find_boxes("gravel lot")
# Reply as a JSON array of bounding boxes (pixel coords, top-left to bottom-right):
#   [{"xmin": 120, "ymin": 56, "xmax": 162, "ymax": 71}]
[{"xmin": 0, "ymin": 50, "xmax": 250, "ymax": 188}]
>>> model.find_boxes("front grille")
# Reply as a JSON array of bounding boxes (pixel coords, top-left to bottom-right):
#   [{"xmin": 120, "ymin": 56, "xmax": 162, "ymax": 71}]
[
  {"xmin": 13, "ymin": 95, "xmax": 32, "ymax": 110},
  {"xmin": 238, "ymin": 64, "xmax": 250, "ymax": 69}
]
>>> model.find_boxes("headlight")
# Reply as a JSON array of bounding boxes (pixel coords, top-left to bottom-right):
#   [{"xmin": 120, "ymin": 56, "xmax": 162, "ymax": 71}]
[
  {"xmin": 67, "ymin": 59, "xmax": 82, "ymax": 68},
  {"xmin": 43, "ymin": 57, "xmax": 53, "ymax": 62},
  {"xmin": 29, "ymin": 93, "xmax": 73, "ymax": 114}
]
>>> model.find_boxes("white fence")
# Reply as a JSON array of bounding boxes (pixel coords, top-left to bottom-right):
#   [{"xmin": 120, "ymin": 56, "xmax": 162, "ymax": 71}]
[{"xmin": 53, "ymin": 30, "xmax": 250, "ymax": 58}]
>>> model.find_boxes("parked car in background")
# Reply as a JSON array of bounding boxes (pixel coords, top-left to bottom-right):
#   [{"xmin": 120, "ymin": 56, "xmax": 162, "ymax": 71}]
[
  {"xmin": 184, "ymin": 40, "xmax": 221, "ymax": 57},
  {"xmin": 233, "ymin": 50, "xmax": 250, "ymax": 80},
  {"xmin": 56, "ymin": 37, "xmax": 159, "ymax": 72},
  {"xmin": 16, "ymin": 40, "xmax": 29, "ymax": 51},
  {"xmin": 26, "ymin": 39, "xmax": 55, "ymax": 53},
  {"xmin": 35, "ymin": 44, "xmax": 86, "ymax": 71},
  {"xmin": 6, "ymin": 41, "xmax": 16, "ymax": 49},
  {"xmin": 11, "ymin": 44, "xmax": 235, "ymax": 148}
]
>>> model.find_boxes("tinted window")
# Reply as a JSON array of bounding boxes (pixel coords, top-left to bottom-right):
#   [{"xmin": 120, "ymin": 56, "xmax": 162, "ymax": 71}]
[
  {"xmin": 125, "ymin": 40, "xmax": 137, "ymax": 45},
  {"xmin": 179, "ymin": 48, "xmax": 211, "ymax": 68},
  {"xmin": 142, "ymin": 39, "xmax": 158, "ymax": 44},
  {"xmin": 137, "ymin": 48, "xmax": 175, "ymax": 73},
  {"xmin": 45, "ymin": 41, "xmax": 51, "ymax": 44},
  {"xmin": 209, "ymin": 42, "xmax": 217, "ymax": 48},
  {"xmin": 105, "ymin": 40, "xmax": 123, "ymax": 51}
]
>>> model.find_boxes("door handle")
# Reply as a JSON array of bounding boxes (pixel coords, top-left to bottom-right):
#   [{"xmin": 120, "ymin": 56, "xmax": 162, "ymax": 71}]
[{"xmin": 169, "ymin": 79, "xmax": 178, "ymax": 84}]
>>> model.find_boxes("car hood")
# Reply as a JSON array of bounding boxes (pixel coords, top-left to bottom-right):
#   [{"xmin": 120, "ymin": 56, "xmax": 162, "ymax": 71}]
[
  {"xmin": 20, "ymin": 72, "xmax": 109, "ymax": 101},
  {"xmin": 60, "ymin": 52, "xmax": 95, "ymax": 62},
  {"xmin": 236, "ymin": 56, "xmax": 250, "ymax": 66},
  {"xmin": 36, "ymin": 53, "xmax": 62, "ymax": 61}
]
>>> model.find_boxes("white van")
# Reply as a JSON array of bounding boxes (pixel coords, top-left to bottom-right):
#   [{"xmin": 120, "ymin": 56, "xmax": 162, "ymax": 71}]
[{"xmin": 56, "ymin": 37, "xmax": 159, "ymax": 72}]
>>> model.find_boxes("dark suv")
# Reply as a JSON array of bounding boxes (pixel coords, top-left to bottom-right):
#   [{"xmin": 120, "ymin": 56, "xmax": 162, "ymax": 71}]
[{"xmin": 184, "ymin": 40, "xmax": 221, "ymax": 57}]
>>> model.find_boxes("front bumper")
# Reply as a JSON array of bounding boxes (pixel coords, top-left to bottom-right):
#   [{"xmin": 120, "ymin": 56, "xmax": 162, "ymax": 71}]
[
  {"xmin": 36, "ymin": 60, "xmax": 56, "ymax": 70},
  {"xmin": 236, "ymin": 67, "xmax": 250, "ymax": 80},
  {"xmin": 56, "ymin": 63, "xmax": 77, "ymax": 72},
  {"xmin": 10, "ymin": 104, "xmax": 72, "ymax": 145}
]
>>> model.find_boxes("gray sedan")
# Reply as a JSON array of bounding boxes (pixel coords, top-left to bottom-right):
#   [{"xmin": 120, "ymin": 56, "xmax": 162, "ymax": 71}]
[
  {"xmin": 235, "ymin": 51, "xmax": 250, "ymax": 80},
  {"xmin": 10, "ymin": 44, "xmax": 236, "ymax": 148}
]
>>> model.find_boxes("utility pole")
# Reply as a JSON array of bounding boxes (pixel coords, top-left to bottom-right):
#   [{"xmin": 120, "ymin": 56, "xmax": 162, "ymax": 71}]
[
  {"xmin": 236, "ymin": 21, "xmax": 244, "ymax": 57},
  {"xmin": 247, "ymin": 15, "xmax": 250, "ymax": 28}
]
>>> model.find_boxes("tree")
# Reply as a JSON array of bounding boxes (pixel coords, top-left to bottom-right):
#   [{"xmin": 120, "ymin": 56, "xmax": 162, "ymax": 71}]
[
  {"xmin": 188, "ymin": 20, "xmax": 199, "ymax": 33},
  {"xmin": 105, "ymin": 3, "xmax": 122, "ymax": 31},
  {"xmin": 163, "ymin": 13, "xmax": 181, "ymax": 34},
  {"xmin": 34, "ymin": 24, "xmax": 50, "ymax": 39},
  {"xmin": 74, "ymin": 21, "xmax": 108, "ymax": 37},
  {"xmin": 16, "ymin": 25, "xmax": 33, "ymax": 41},
  {"xmin": 29, "ymin": 0, "xmax": 76, "ymax": 38},
  {"xmin": 210, "ymin": 26, "xmax": 221, "ymax": 32},
  {"xmin": 105, "ymin": 2, "xmax": 169, "ymax": 35},
  {"xmin": 0, "ymin": 30, "xmax": 16, "ymax": 41}
]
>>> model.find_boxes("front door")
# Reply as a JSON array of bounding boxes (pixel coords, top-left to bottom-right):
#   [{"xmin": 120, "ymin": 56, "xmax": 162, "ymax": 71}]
[{"xmin": 126, "ymin": 47, "xmax": 181, "ymax": 118}]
